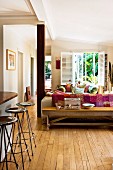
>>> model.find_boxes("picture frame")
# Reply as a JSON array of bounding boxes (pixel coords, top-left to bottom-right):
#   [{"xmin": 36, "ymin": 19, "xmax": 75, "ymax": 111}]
[{"xmin": 6, "ymin": 49, "xmax": 16, "ymax": 70}]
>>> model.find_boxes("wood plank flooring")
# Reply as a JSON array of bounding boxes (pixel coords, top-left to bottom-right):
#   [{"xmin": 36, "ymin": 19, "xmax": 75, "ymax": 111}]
[{"xmin": 1, "ymin": 95, "xmax": 113, "ymax": 170}]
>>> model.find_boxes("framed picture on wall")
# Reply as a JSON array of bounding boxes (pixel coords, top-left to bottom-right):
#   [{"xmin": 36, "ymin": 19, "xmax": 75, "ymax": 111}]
[{"xmin": 6, "ymin": 49, "xmax": 16, "ymax": 70}]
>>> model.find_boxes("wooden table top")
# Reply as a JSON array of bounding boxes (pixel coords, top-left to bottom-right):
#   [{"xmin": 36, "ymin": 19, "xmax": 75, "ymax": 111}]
[
  {"xmin": 42, "ymin": 106, "xmax": 113, "ymax": 112},
  {"xmin": 0, "ymin": 92, "xmax": 18, "ymax": 105}
]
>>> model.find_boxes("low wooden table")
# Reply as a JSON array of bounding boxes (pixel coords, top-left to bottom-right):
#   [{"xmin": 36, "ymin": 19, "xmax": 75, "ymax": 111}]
[{"xmin": 42, "ymin": 107, "xmax": 113, "ymax": 130}]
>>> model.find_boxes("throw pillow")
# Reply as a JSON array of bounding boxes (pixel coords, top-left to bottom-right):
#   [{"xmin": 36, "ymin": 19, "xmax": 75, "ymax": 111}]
[
  {"xmin": 57, "ymin": 85, "xmax": 66, "ymax": 92},
  {"xmin": 75, "ymin": 87, "xmax": 84, "ymax": 94},
  {"xmin": 88, "ymin": 86, "xmax": 98, "ymax": 94},
  {"xmin": 84, "ymin": 85, "xmax": 90, "ymax": 93},
  {"xmin": 77, "ymin": 83, "xmax": 86, "ymax": 88},
  {"xmin": 65, "ymin": 84, "xmax": 72, "ymax": 92}
]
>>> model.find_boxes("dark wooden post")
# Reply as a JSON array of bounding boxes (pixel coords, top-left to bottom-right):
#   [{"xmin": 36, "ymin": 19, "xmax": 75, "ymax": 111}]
[{"xmin": 37, "ymin": 24, "xmax": 45, "ymax": 117}]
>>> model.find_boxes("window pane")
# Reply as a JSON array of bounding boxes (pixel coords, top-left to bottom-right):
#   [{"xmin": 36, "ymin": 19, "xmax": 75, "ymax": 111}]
[{"xmin": 83, "ymin": 53, "xmax": 98, "ymax": 84}]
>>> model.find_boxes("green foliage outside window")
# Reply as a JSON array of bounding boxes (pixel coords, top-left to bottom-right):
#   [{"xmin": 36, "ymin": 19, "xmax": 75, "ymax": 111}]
[
  {"xmin": 83, "ymin": 52, "xmax": 98, "ymax": 84},
  {"xmin": 45, "ymin": 61, "xmax": 51, "ymax": 79},
  {"xmin": 45, "ymin": 61, "xmax": 51, "ymax": 72}
]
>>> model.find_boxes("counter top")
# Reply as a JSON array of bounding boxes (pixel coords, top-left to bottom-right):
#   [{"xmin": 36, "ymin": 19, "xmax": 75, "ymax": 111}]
[{"xmin": 0, "ymin": 92, "xmax": 18, "ymax": 105}]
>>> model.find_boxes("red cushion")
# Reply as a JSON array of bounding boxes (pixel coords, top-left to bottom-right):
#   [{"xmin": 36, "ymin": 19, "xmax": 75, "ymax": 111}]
[{"xmin": 65, "ymin": 84, "xmax": 72, "ymax": 92}]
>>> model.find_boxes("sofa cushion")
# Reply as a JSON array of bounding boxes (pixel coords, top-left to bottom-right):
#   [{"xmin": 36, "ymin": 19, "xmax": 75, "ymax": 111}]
[
  {"xmin": 75, "ymin": 87, "xmax": 84, "ymax": 94},
  {"xmin": 84, "ymin": 85, "xmax": 90, "ymax": 93},
  {"xmin": 65, "ymin": 84, "xmax": 72, "ymax": 92},
  {"xmin": 52, "ymin": 93, "xmax": 64, "ymax": 106},
  {"xmin": 57, "ymin": 85, "xmax": 66, "ymax": 92}
]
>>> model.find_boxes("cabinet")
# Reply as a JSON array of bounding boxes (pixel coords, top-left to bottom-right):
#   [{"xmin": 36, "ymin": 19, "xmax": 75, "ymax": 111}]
[{"xmin": 61, "ymin": 52, "xmax": 75, "ymax": 85}]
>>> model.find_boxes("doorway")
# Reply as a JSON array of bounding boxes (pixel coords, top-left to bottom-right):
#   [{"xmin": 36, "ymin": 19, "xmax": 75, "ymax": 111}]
[
  {"xmin": 18, "ymin": 51, "xmax": 24, "ymax": 102},
  {"xmin": 31, "ymin": 57, "xmax": 34, "ymax": 95},
  {"xmin": 45, "ymin": 55, "xmax": 52, "ymax": 91}
]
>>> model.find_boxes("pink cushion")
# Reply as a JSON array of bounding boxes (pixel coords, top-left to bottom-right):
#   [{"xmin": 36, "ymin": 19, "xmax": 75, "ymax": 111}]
[
  {"xmin": 52, "ymin": 93, "xmax": 64, "ymax": 106},
  {"xmin": 84, "ymin": 85, "xmax": 90, "ymax": 93}
]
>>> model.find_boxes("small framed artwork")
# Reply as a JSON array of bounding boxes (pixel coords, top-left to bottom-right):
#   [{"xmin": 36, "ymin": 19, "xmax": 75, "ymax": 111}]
[
  {"xmin": 6, "ymin": 49, "xmax": 16, "ymax": 70},
  {"xmin": 56, "ymin": 59, "xmax": 60, "ymax": 69}
]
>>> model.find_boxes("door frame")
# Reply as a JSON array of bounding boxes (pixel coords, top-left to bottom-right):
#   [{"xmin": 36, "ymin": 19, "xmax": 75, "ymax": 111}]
[
  {"xmin": 18, "ymin": 51, "xmax": 24, "ymax": 102},
  {"xmin": 31, "ymin": 56, "xmax": 35, "ymax": 96}
]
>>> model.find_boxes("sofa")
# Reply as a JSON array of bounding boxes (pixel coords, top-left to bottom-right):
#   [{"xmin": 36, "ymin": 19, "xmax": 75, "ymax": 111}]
[
  {"xmin": 52, "ymin": 92, "xmax": 113, "ymax": 107},
  {"xmin": 41, "ymin": 92, "xmax": 113, "ymax": 121},
  {"xmin": 41, "ymin": 96, "xmax": 52, "ymax": 122}
]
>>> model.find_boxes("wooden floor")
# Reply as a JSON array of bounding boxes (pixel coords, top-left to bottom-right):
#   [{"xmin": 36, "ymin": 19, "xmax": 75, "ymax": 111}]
[{"xmin": 1, "ymin": 95, "xmax": 113, "ymax": 170}]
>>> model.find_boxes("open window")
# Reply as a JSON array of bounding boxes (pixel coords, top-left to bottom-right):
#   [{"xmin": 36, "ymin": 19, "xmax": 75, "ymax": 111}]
[
  {"xmin": 61, "ymin": 51, "xmax": 107, "ymax": 87},
  {"xmin": 45, "ymin": 55, "xmax": 52, "ymax": 91}
]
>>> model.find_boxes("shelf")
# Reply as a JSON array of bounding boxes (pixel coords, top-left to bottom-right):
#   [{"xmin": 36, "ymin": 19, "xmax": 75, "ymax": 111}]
[
  {"xmin": 62, "ymin": 67, "xmax": 72, "ymax": 70},
  {"xmin": 61, "ymin": 52, "xmax": 74, "ymax": 85}
]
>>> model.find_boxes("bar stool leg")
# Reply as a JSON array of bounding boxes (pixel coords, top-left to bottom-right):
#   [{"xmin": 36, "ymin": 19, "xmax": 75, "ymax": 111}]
[
  {"xmin": 5, "ymin": 126, "xmax": 19, "ymax": 170},
  {"xmin": 26, "ymin": 109, "xmax": 36, "ymax": 147},
  {"xmin": 17, "ymin": 114, "xmax": 31, "ymax": 161},
  {"xmin": 26, "ymin": 109, "xmax": 36, "ymax": 156},
  {"xmin": 17, "ymin": 114, "xmax": 31, "ymax": 170},
  {"xmin": 10, "ymin": 122, "xmax": 17, "ymax": 160},
  {"xmin": 0, "ymin": 116, "xmax": 19, "ymax": 170},
  {"xmin": 4, "ymin": 108, "xmax": 32, "ymax": 169},
  {"xmin": 12, "ymin": 113, "xmax": 23, "ymax": 155},
  {"xmin": 17, "ymin": 118, "xmax": 25, "ymax": 170},
  {"xmin": 0, "ymin": 126, "xmax": 3, "ymax": 165},
  {"xmin": 0, "ymin": 125, "xmax": 18, "ymax": 170},
  {"xmin": 0, "ymin": 126, "xmax": 6, "ymax": 170},
  {"xmin": 7, "ymin": 123, "xmax": 15, "ymax": 161},
  {"xmin": 15, "ymin": 102, "xmax": 36, "ymax": 156},
  {"xmin": 4, "ymin": 126, "xmax": 8, "ymax": 170}
]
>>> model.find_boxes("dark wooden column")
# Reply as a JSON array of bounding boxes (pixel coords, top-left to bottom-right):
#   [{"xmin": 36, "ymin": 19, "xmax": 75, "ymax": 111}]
[{"xmin": 37, "ymin": 24, "xmax": 45, "ymax": 117}]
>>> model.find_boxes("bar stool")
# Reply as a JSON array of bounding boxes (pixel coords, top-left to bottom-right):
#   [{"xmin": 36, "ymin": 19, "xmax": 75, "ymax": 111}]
[
  {"xmin": 0, "ymin": 116, "xmax": 19, "ymax": 170},
  {"xmin": 5, "ymin": 107, "xmax": 31, "ymax": 170},
  {"xmin": 16, "ymin": 102, "xmax": 36, "ymax": 156}
]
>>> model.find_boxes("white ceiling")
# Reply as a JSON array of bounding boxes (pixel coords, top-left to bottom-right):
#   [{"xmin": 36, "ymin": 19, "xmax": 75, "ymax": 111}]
[
  {"xmin": 0, "ymin": 0, "xmax": 31, "ymax": 15},
  {"xmin": 0, "ymin": 0, "xmax": 35, "ymax": 16},
  {"xmin": 33, "ymin": 0, "xmax": 113, "ymax": 46},
  {"xmin": 1, "ymin": 0, "xmax": 113, "ymax": 46},
  {"xmin": 0, "ymin": 0, "xmax": 38, "ymax": 47}
]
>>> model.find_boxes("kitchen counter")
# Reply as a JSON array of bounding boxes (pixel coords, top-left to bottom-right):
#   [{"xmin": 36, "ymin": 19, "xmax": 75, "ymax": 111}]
[{"xmin": 0, "ymin": 92, "xmax": 18, "ymax": 105}]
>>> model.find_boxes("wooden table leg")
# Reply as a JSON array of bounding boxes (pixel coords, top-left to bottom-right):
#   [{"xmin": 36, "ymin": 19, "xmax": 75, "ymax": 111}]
[{"xmin": 47, "ymin": 115, "xmax": 50, "ymax": 130}]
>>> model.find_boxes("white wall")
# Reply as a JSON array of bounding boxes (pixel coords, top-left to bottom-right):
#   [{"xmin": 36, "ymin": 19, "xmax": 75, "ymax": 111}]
[
  {"xmin": 3, "ymin": 25, "xmax": 37, "ymax": 99},
  {"xmin": 51, "ymin": 40, "xmax": 113, "ymax": 90},
  {"xmin": 0, "ymin": 25, "xmax": 37, "ymax": 161},
  {"xmin": 0, "ymin": 26, "xmax": 3, "ymax": 90}
]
